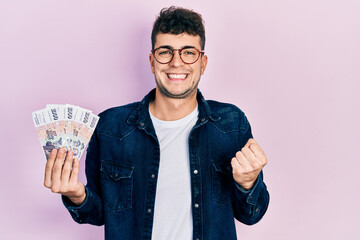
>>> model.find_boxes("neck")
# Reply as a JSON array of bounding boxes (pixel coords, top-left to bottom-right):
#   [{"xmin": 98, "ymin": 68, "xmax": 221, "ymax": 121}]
[{"xmin": 149, "ymin": 88, "xmax": 198, "ymax": 121}]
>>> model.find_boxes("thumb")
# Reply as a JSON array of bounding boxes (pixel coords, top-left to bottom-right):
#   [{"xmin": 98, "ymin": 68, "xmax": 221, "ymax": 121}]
[{"xmin": 245, "ymin": 138, "xmax": 255, "ymax": 148}]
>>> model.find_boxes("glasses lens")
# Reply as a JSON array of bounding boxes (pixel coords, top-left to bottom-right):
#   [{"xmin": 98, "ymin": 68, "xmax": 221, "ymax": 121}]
[
  {"xmin": 153, "ymin": 47, "xmax": 201, "ymax": 64},
  {"xmin": 154, "ymin": 48, "xmax": 173, "ymax": 64},
  {"xmin": 180, "ymin": 48, "xmax": 200, "ymax": 64}
]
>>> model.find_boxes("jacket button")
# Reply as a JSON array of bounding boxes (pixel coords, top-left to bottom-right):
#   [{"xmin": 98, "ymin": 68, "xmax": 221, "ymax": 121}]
[
  {"xmin": 151, "ymin": 174, "xmax": 156, "ymax": 178},
  {"xmin": 147, "ymin": 208, "xmax": 152, "ymax": 213},
  {"xmin": 201, "ymin": 118, "xmax": 206, "ymax": 122},
  {"xmin": 140, "ymin": 122, "xmax": 145, "ymax": 126},
  {"xmin": 193, "ymin": 170, "xmax": 198, "ymax": 174},
  {"xmin": 194, "ymin": 203, "xmax": 199, "ymax": 208}
]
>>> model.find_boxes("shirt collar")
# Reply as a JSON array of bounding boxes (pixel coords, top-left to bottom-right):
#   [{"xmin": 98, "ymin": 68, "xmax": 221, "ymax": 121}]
[{"xmin": 127, "ymin": 88, "xmax": 220, "ymax": 127}]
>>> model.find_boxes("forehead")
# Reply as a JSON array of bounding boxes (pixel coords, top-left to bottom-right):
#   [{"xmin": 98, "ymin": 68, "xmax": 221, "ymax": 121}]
[{"xmin": 155, "ymin": 33, "xmax": 202, "ymax": 49}]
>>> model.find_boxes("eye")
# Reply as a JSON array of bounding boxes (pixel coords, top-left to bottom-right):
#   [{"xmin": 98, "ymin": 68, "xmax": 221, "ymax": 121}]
[
  {"xmin": 158, "ymin": 49, "xmax": 172, "ymax": 55},
  {"xmin": 182, "ymin": 49, "xmax": 196, "ymax": 55}
]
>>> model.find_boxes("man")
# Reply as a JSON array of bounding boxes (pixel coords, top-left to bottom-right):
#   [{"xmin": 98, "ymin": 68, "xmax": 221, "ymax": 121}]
[{"xmin": 44, "ymin": 6, "xmax": 270, "ymax": 240}]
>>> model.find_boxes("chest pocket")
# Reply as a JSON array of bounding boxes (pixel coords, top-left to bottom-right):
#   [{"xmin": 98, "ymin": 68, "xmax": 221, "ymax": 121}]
[
  {"xmin": 211, "ymin": 160, "xmax": 233, "ymax": 206},
  {"xmin": 100, "ymin": 161, "xmax": 134, "ymax": 212}
]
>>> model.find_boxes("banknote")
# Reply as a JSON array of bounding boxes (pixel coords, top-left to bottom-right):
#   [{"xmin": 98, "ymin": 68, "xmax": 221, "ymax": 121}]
[{"xmin": 32, "ymin": 105, "xmax": 99, "ymax": 160}]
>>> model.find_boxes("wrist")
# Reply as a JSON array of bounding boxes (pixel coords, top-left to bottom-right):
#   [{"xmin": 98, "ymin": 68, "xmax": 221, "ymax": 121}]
[
  {"xmin": 67, "ymin": 185, "xmax": 86, "ymax": 206},
  {"xmin": 68, "ymin": 192, "xmax": 86, "ymax": 206},
  {"xmin": 237, "ymin": 180, "xmax": 255, "ymax": 191}
]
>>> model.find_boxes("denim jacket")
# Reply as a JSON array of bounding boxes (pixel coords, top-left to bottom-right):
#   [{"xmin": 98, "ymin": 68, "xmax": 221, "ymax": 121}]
[{"xmin": 62, "ymin": 89, "xmax": 270, "ymax": 240}]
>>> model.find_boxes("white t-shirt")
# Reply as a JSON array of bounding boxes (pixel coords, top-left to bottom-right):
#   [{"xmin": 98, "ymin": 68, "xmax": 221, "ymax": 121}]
[{"xmin": 150, "ymin": 106, "xmax": 199, "ymax": 240}]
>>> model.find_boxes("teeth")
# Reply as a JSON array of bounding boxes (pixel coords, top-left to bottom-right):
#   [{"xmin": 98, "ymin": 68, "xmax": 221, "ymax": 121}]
[{"xmin": 168, "ymin": 74, "xmax": 187, "ymax": 79}]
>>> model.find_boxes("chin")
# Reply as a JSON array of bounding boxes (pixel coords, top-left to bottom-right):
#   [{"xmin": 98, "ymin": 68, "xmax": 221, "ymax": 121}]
[{"xmin": 158, "ymin": 85, "xmax": 198, "ymax": 99}]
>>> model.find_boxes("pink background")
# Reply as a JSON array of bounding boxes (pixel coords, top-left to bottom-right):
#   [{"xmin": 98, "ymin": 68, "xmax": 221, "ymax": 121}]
[{"xmin": 1, "ymin": 0, "xmax": 359, "ymax": 239}]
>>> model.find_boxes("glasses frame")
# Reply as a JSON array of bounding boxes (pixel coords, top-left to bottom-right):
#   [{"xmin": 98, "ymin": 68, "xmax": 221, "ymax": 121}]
[{"xmin": 152, "ymin": 47, "xmax": 205, "ymax": 64}]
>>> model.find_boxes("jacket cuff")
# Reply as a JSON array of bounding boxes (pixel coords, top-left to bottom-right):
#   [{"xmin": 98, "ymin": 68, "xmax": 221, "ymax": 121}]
[
  {"xmin": 61, "ymin": 187, "xmax": 93, "ymax": 223},
  {"xmin": 234, "ymin": 171, "xmax": 265, "ymax": 205}
]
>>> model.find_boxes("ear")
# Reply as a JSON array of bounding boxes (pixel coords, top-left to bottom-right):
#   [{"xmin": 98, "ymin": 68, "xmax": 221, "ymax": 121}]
[
  {"xmin": 200, "ymin": 54, "xmax": 208, "ymax": 75},
  {"xmin": 149, "ymin": 53, "xmax": 155, "ymax": 74}
]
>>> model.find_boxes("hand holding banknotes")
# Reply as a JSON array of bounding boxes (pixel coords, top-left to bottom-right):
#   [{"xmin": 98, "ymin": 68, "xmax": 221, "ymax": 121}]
[
  {"xmin": 33, "ymin": 104, "xmax": 99, "ymax": 205},
  {"xmin": 44, "ymin": 147, "xmax": 86, "ymax": 205}
]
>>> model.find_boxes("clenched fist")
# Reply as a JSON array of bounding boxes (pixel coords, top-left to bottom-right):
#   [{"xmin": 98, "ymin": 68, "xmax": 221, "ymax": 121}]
[
  {"xmin": 44, "ymin": 148, "xmax": 86, "ymax": 205},
  {"xmin": 231, "ymin": 138, "xmax": 267, "ymax": 190}
]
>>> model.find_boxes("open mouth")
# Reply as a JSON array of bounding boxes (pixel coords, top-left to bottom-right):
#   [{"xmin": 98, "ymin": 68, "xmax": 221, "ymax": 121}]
[{"xmin": 167, "ymin": 74, "xmax": 188, "ymax": 80}]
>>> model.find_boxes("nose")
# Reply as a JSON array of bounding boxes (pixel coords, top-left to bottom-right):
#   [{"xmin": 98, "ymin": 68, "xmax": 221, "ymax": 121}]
[{"xmin": 169, "ymin": 49, "xmax": 184, "ymax": 67}]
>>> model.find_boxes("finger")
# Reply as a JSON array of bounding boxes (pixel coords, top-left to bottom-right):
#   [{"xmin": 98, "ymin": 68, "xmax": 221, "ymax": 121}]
[
  {"xmin": 249, "ymin": 143, "xmax": 267, "ymax": 165},
  {"xmin": 248, "ymin": 138, "xmax": 256, "ymax": 144},
  {"xmin": 231, "ymin": 157, "xmax": 244, "ymax": 173},
  {"xmin": 241, "ymin": 146, "xmax": 256, "ymax": 162},
  {"xmin": 61, "ymin": 150, "xmax": 73, "ymax": 183},
  {"xmin": 235, "ymin": 151, "xmax": 252, "ymax": 172},
  {"xmin": 241, "ymin": 146, "xmax": 261, "ymax": 169},
  {"xmin": 44, "ymin": 148, "xmax": 57, "ymax": 188},
  {"xmin": 51, "ymin": 147, "xmax": 66, "ymax": 192},
  {"xmin": 248, "ymin": 142, "xmax": 261, "ymax": 155},
  {"xmin": 244, "ymin": 138, "xmax": 253, "ymax": 148},
  {"xmin": 70, "ymin": 158, "xmax": 79, "ymax": 185}
]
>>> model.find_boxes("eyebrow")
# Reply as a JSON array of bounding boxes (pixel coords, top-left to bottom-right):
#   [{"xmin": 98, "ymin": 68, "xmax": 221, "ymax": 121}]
[{"xmin": 158, "ymin": 45, "xmax": 197, "ymax": 49}]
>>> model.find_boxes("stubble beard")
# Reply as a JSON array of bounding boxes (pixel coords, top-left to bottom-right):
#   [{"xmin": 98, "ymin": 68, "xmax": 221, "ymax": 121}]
[{"xmin": 155, "ymin": 76, "xmax": 200, "ymax": 99}]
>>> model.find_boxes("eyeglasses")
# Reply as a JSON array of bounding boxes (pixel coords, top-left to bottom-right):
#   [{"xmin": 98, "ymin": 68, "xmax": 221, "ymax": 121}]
[{"xmin": 152, "ymin": 47, "xmax": 204, "ymax": 64}]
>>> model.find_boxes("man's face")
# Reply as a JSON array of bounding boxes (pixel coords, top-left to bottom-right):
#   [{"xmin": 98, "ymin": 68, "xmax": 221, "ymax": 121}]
[{"xmin": 149, "ymin": 33, "xmax": 208, "ymax": 99}]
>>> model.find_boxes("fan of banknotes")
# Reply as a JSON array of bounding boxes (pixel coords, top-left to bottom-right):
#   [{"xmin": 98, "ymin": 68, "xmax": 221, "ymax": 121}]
[{"xmin": 32, "ymin": 104, "xmax": 99, "ymax": 160}]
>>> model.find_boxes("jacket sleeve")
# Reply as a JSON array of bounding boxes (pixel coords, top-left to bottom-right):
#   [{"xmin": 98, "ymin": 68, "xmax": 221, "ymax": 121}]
[
  {"xmin": 61, "ymin": 121, "xmax": 104, "ymax": 226},
  {"xmin": 232, "ymin": 170, "xmax": 269, "ymax": 225},
  {"xmin": 232, "ymin": 113, "xmax": 270, "ymax": 225}
]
